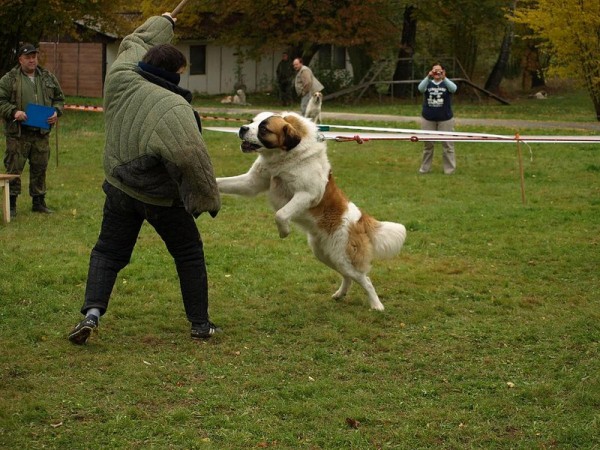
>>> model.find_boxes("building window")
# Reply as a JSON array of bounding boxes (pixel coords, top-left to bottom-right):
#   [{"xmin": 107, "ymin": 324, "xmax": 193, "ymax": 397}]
[
  {"xmin": 332, "ymin": 46, "xmax": 346, "ymax": 70},
  {"xmin": 190, "ymin": 45, "xmax": 206, "ymax": 75},
  {"xmin": 319, "ymin": 46, "xmax": 332, "ymax": 69},
  {"xmin": 317, "ymin": 45, "xmax": 346, "ymax": 70}
]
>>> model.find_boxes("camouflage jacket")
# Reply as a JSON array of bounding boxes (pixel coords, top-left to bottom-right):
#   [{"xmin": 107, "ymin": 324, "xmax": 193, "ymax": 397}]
[{"xmin": 0, "ymin": 64, "xmax": 64, "ymax": 136}]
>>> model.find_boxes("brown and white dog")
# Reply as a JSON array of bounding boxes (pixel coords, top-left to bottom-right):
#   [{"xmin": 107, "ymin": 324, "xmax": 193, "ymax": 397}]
[
  {"xmin": 304, "ymin": 91, "xmax": 323, "ymax": 123},
  {"xmin": 216, "ymin": 112, "xmax": 406, "ymax": 310}
]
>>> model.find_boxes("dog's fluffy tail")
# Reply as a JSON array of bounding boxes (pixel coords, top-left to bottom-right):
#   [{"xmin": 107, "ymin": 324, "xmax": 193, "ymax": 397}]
[{"xmin": 372, "ymin": 221, "xmax": 406, "ymax": 259}]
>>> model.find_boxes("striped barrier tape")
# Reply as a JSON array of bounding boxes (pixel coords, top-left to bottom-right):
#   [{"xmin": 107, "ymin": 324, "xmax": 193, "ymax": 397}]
[{"xmin": 64, "ymin": 105, "xmax": 248, "ymax": 122}]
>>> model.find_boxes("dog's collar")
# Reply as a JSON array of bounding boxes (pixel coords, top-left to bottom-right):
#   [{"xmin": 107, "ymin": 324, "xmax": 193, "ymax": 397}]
[{"xmin": 317, "ymin": 133, "xmax": 326, "ymax": 142}]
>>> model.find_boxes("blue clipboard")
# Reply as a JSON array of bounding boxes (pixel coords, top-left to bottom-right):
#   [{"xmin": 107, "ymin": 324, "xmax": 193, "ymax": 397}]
[{"xmin": 22, "ymin": 103, "xmax": 55, "ymax": 130}]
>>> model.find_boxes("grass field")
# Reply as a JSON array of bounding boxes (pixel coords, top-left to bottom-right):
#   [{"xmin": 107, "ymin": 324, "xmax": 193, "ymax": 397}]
[{"xmin": 0, "ymin": 91, "xmax": 599, "ymax": 449}]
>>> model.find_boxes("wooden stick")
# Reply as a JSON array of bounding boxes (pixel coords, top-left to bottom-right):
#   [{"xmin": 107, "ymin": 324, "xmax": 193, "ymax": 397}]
[
  {"xmin": 55, "ymin": 121, "xmax": 59, "ymax": 167},
  {"xmin": 516, "ymin": 139, "xmax": 526, "ymax": 205},
  {"xmin": 171, "ymin": 0, "xmax": 190, "ymax": 17}
]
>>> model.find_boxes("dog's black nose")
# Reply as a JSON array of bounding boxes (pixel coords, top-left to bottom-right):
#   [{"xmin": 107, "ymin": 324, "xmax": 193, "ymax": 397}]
[{"xmin": 239, "ymin": 126, "xmax": 249, "ymax": 139}]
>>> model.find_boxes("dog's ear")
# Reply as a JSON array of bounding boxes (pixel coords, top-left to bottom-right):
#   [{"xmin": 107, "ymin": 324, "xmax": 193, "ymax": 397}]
[
  {"xmin": 281, "ymin": 124, "xmax": 302, "ymax": 151},
  {"xmin": 280, "ymin": 115, "xmax": 305, "ymax": 150}
]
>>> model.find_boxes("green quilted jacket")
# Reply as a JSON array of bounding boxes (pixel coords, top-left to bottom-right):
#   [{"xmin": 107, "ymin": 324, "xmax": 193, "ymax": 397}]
[{"xmin": 103, "ymin": 15, "xmax": 220, "ymax": 217}]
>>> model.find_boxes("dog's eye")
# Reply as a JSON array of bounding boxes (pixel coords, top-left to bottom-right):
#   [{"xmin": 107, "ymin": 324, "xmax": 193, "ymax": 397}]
[{"xmin": 259, "ymin": 124, "xmax": 269, "ymax": 134}]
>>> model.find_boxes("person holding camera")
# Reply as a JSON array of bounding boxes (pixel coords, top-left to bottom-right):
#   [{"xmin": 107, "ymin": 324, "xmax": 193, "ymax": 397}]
[{"xmin": 417, "ymin": 63, "xmax": 458, "ymax": 175}]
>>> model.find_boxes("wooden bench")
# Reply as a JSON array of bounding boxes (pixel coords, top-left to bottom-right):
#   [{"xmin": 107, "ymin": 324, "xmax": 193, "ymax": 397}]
[{"xmin": 0, "ymin": 174, "xmax": 20, "ymax": 224}]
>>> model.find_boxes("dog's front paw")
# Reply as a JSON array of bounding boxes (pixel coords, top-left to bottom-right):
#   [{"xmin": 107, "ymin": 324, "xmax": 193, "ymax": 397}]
[
  {"xmin": 370, "ymin": 301, "xmax": 385, "ymax": 311},
  {"xmin": 275, "ymin": 213, "xmax": 290, "ymax": 238},
  {"xmin": 277, "ymin": 221, "xmax": 290, "ymax": 238}
]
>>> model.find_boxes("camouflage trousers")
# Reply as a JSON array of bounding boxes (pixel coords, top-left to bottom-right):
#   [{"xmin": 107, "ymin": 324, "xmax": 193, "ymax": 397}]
[{"xmin": 3, "ymin": 131, "xmax": 50, "ymax": 197}]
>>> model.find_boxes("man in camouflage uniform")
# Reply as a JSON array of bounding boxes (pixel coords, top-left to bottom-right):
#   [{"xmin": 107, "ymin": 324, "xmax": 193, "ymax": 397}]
[{"xmin": 0, "ymin": 43, "xmax": 64, "ymax": 217}]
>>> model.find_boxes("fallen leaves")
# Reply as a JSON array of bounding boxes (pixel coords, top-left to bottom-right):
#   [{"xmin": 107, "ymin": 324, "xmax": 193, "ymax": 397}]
[{"xmin": 345, "ymin": 417, "xmax": 361, "ymax": 429}]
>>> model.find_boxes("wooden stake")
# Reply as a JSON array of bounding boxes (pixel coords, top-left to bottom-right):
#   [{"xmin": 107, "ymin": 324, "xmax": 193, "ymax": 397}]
[
  {"xmin": 516, "ymin": 137, "xmax": 526, "ymax": 205},
  {"xmin": 55, "ymin": 121, "xmax": 59, "ymax": 167}
]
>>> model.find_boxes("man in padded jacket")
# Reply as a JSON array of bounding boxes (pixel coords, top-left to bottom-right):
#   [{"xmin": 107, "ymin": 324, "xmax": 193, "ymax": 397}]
[{"xmin": 68, "ymin": 13, "xmax": 222, "ymax": 345}]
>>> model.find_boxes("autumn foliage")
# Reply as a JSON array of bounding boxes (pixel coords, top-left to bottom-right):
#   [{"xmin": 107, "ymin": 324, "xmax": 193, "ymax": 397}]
[
  {"xmin": 141, "ymin": 0, "xmax": 400, "ymax": 60},
  {"xmin": 513, "ymin": 0, "xmax": 600, "ymax": 120}
]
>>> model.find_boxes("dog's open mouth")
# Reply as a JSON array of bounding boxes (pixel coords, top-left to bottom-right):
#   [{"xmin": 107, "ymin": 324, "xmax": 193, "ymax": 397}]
[{"xmin": 241, "ymin": 141, "xmax": 262, "ymax": 152}]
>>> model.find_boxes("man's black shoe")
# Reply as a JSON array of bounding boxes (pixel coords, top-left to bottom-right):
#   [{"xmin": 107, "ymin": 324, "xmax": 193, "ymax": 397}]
[
  {"xmin": 68, "ymin": 316, "xmax": 98, "ymax": 345},
  {"xmin": 32, "ymin": 195, "xmax": 53, "ymax": 214},
  {"xmin": 191, "ymin": 321, "xmax": 222, "ymax": 340}
]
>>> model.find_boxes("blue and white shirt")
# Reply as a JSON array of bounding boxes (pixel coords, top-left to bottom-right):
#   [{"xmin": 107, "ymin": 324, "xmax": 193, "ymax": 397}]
[{"xmin": 418, "ymin": 77, "xmax": 458, "ymax": 122}]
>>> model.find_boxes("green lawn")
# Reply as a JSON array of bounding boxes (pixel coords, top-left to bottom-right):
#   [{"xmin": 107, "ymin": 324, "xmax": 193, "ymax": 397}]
[
  {"xmin": 0, "ymin": 92, "xmax": 599, "ymax": 449},
  {"xmin": 193, "ymin": 84, "xmax": 598, "ymax": 123}
]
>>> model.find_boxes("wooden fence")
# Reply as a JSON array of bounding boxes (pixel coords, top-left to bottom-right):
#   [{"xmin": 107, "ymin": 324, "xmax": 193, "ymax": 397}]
[{"xmin": 38, "ymin": 42, "xmax": 104, "ymax": 98}]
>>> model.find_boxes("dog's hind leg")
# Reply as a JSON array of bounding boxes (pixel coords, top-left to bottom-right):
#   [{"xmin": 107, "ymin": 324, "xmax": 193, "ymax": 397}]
[
  {"xmin": 332, "ymin": 276, "xmax": 352, "ymax": 300},
  {"xmin": 354, "ymin": 275, "xmax": 384, "ymax": 311},
  {"xmin": 310, "ymin": 240, "xmax": 382, "ymax": 310},
  {"xmin": 332, "ymin": 270, "xmax": 384, "ymax": 311}
]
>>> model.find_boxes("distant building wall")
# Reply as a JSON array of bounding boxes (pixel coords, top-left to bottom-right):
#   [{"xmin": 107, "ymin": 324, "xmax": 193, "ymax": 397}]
[
  {"xmin": 35, "ymin": 40, "xmax": 352, "ymax": 98},
  {"xmin": 105, "ymin": 40, "xmax": 279, "ymax": 96}
]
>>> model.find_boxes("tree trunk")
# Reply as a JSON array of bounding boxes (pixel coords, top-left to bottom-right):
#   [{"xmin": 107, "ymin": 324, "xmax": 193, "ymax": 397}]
[
  {"xmin": 484, "ymin": 2, "xmax": 516, "ymax": 94},
  {"xmin": 581, "ymin": 49, "xmax": 600, "ymax": 121},
  {"xmin": 0, "ymin": 39, "xmax": 18, "ymax": 77},
  {"xmin": 453, "ymin": 26, "xmax": 477, "ymax": 79},
  {"xmin": 391, "ymin": 5, "xmax": 417, "ymax": 98},
  {"xmin": 484, "ymin": 29, "xmax": 512, "ymax": 93},
  {"xmin": 591, "ymin": 91, "xmax": 600, "ymax": 121},
  {"xmin": 521, "ymin": 43, "xmax": 546, "ymax": 90}
]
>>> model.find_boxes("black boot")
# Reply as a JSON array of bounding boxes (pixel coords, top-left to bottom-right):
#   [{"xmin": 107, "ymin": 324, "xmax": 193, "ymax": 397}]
[
  {"xmin": 32, "ymin": 195, "xmax": 53, "ymax": 214},
  {"xmin": 9, "ymin": 195, "xmax": 17, "ymax": 218}
]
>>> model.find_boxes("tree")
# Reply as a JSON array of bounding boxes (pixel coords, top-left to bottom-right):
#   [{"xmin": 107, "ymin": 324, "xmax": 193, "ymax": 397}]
[
  {"xmin": 484, "ymin": 1, "xmax": 517, "ymax": 94},
  {"xmin": 141, "ymin": 0, "xmax": 400, "ymax": 62},
  {"xmin": 521, "ymin": 40, "xmax": 546, "ymax": 90},
  {"xmin": 387, "ymin": 1, "xmax": 519, "ymax": 99},
  {"xmin": 391, "ymin": 4, "xmax": 418, "ymax": 97},
  {"xmin": 414, "ymin": 0, "xmax": 511, "ymax": 79},
  {"xmin": 0, "ymin": 0, "xmax": 129, "ymax": 76},
  {"xmin": 513, "ymin": 0, "xmax": 600, "ymax": 120}
]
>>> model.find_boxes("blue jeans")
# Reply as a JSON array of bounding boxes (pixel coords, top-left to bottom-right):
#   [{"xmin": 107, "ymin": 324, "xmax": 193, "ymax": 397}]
[{"xmin": 81, "ymin": 181, "xmax": 211, "ymax": 326}]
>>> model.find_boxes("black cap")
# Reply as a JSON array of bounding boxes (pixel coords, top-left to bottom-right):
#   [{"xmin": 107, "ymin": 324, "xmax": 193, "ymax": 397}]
[{"xmin": 18, "ymin": 43, "xmax": 38, "ymax": 57}]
